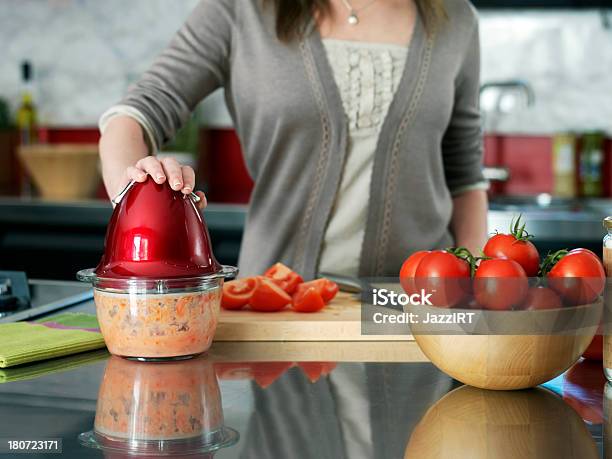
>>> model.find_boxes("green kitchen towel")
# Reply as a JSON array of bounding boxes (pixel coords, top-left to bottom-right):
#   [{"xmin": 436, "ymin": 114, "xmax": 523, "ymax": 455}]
[
  {"xmin": 0, "ymin": 313, "xmax": 106, "ymax": 368},
  {"xmin": 0, "ymin": 349, "xmax": 109, "ymax": 383}
]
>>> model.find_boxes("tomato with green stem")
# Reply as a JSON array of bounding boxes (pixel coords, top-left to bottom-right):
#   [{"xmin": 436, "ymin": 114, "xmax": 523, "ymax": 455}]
[
  {"xmin": 414, "ymin": 248, "xmax": 474, "ymax": 308},
  {"xmin": 483, "ymin": 215, "xmax": 540, "ymax": 277},
  {"xmin": 542, "ymin": 249, "xmax": 605, "ymax": 305}
]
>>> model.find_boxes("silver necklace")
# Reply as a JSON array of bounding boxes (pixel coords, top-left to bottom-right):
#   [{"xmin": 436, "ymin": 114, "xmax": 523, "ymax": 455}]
[{"xmin": 340, "ymin": 0, "xmax": 379, "ymax": 25}]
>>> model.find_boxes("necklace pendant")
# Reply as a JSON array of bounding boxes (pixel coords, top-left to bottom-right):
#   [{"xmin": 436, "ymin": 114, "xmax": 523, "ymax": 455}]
[{"xmin": 347, "ymin": 12, "xmax": 359, "ymax": 25}]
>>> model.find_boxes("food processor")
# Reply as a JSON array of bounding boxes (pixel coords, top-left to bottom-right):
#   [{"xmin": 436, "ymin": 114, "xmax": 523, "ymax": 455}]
[{"xmin": 77, "ymin": 178, "xmax": 237, "ymax": 360}]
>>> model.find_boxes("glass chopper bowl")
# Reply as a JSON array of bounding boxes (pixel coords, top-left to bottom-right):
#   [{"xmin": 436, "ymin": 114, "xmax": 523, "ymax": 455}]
[{"xmin": 77, "ymin": 178, "xmax": 237, "ymax": 360}]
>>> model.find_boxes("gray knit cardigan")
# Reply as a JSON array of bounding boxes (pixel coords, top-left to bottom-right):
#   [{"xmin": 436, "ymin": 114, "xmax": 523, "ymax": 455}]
[{"xmin": 117, "ymin": 0, "xmax": 485, "ymax": 278}]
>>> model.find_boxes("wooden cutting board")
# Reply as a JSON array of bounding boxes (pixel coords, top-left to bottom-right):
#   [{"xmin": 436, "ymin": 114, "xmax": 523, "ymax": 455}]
[{"xmin": 215, "ymin": 292, "xmax": 413, "ymax": 342}]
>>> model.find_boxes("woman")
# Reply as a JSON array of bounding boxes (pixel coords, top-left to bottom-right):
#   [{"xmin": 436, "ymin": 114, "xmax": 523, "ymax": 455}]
[{"xmin": 99, "ymin": 0, "xmax": 488, "ymax": 279}]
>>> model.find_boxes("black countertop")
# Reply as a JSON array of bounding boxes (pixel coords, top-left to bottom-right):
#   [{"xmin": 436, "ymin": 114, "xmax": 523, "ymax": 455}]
[
  {"xmin": 0, "ymin": 348, "xmax": 606, "ymax": 458},
  {"xmin": 0, "ymin": 282, "xmax": 607, "ymax": 458}
]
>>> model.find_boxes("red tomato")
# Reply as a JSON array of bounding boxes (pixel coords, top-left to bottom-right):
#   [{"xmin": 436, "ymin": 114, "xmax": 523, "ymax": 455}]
[
  {"xmin": 399, "ymin": 250, "xmax": 430, "ymax": 294},
  {"xmin": 521, "ymin": 286, "xmax": 562, "ymax": 310},
  {"xmin": 583, "ymin": 334, "xmax": 603, "ymax": 360},
  {"xmin": 251, "ymin": 362, "xmax": 293, "ymax": 388},
  {"xmin": 474, "ymin": 258, "xmax": 528, "ymax": 310},
  {"xmin": 483, "ymin": 234, "xmax": 540, "ymax": 277},
  {"xmin": 250, "ymin": 277, "xmax": 292, "ymax": 312},
  {"xmin": 295, "ymin": 279, "xmax": 339, "ymax": 303},
  {"xmin": 291, "ymin": 287, "xmax": 326, "ymax": 313},
  {"xmin": 547, "ymin": 250, "xmax": 605, "ymax": 305},
  {"xmin": 414, "ymin": 250, "xmax": 471, "ymax": 308},
  {"xmin": 221, "ymin": 277, "xmax": 259, "ymax": 310},
  {"xmin": 264, "ymin": 262, "xmax": 304, "ymax": 294}
]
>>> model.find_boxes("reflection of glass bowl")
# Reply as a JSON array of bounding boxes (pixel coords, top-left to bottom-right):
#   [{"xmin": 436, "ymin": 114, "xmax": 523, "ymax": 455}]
[
  {"xmin": 405, "ymin": 385, "xmax": 598, "ymax": 459},
  {"xmin": 79, "ymin": 356, "xmax": 238, "ymax": 456}
]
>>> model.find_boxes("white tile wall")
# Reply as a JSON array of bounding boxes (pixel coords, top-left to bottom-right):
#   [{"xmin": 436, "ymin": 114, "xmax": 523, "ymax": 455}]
[{"xmin": 1, "ymin": 1, "xmax": 611, "ymax": 134}]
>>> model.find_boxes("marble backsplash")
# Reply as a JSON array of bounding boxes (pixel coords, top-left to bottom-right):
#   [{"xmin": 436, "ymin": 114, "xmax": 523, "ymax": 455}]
[{"xmin": 1, "ymin": 0, "xmax": 611, "ymax": 134}]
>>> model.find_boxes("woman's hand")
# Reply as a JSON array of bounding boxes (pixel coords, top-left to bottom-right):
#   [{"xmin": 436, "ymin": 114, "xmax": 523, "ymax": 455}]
[{"xmin": 126, "ymin": 156, "xmax": 207, "ymax": 208}]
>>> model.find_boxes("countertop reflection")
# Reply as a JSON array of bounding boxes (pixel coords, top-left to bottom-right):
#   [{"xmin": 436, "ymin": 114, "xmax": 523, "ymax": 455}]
[{"xmin": 0, "ymin": 345, "xmax": 607, "ymax": 459}]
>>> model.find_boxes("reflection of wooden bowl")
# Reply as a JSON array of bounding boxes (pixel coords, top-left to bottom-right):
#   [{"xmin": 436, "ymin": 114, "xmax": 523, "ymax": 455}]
[
  {"xmin": 405, "ymin": 385, "xmax": 598, "ymax": 459},
  {"xmin": 18, "ymin": 144, "xmax": 99, "ymax": 200},
  {"xmin": 409, "ymin": 300, "xmax": 602, "ymax": 390}
]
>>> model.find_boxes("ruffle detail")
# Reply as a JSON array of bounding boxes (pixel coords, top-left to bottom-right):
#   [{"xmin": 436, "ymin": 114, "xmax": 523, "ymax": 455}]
[{"xmin": 323, "ymin": 40, "xmax": 407, "ymax": 133}]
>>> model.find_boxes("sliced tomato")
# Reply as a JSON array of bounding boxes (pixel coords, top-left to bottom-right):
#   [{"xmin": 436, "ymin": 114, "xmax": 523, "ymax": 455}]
[
  {"xmin": 292, "ymin": 287, "xmax": 326, "ymax": 313},
  {"xmin": 249, "ymin": 277, "xmax": 292, "ymax": 312},
  {"xmin": 295, "ymin": 279, "xmax": 339, "ymax": 303},
  {"xmin": 222, "ymin": 277, "xmax": 259, "ymax": 310},
  {"xmin": 251, "ymin": 362, "xmax": 293, "ymax": 388},
  {"xmin": 264, "ymin": 262, "xmax": 304, "ymax": 294}
]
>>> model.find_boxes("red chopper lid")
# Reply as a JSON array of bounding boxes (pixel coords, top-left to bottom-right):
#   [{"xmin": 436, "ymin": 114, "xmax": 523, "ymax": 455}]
[{"xmin": 93, "ymin": 178, "xmax": 222, "ymax": 280}]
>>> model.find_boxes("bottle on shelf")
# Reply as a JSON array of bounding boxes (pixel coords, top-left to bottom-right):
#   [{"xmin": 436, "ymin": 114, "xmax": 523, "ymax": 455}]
[
  {"xmin": 579, "ymin": 132, "xmax": 605, "ymax": 198},
  {"xmin": 552, "ymin": 133, "xmax": 577, "ymax": 198},
  {"xmin": 604, "ymin": 217, "xmax": 612, "ymax": 383},
  {"xmin": 16, "ymin": 60, "xmax": 38, "ymax": 146}
]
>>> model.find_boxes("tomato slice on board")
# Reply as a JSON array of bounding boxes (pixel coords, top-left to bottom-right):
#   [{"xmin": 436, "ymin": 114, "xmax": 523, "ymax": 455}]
[
  {"xmin": 295, "ymin": 279, "xmax": 339, "ymax": 303},
  {"xmin": 249, "ymin": 277, "xmax": 292, "ymax": 312},
  {"xmin": 264, "ymin": 262, "xmax": 304, "ymax": 294},
  {"xmin": 291, "ymin": 287, "xmax": 326, "ymax": 313},
  {"xmin": 222, "ymin": 277, "xmax": 259, "ymax": 310}
]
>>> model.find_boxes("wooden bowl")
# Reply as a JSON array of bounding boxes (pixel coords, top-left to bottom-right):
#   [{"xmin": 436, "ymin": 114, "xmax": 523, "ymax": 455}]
[
  {"xmin": 18, "ymin": 144, "xmax": 99, "ymax": 200},
  {"xmin": 404, "ymin": 385, "xmax": 598, "ymax": 458},
  {"xmin": 408, "ymin": 300, "xmax": 602, "ymax": 390}
]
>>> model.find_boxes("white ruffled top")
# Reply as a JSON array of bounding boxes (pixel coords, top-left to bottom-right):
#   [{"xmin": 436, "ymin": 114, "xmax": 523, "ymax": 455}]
[{"xmin": 318, "ymin": 39, "xmax": 408, "ymax": 277}]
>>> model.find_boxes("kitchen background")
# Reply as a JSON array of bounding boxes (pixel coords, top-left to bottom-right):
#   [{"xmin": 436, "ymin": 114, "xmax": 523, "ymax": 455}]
[{"xmin": 1, "ymin": 0, "xmax": 611, "ymax": 279}]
